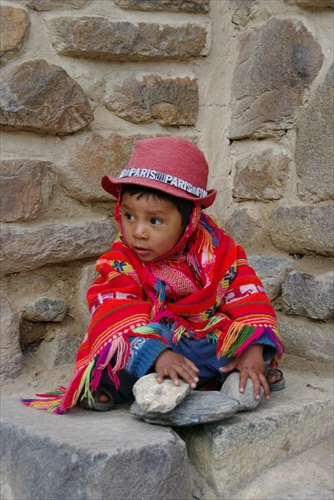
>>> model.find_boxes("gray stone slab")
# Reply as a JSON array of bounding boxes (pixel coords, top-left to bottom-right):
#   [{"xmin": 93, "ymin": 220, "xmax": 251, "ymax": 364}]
[
  {"xmin": 131, "ymin": 391, "xmax": 239, "ymax": 426},
  {"xmin": 178, "ymin": 363, "xmax": 334, "ymax": 499},
  {"xmin": 0, "ymin": 398, "xmax": 192, "ymax": 500}
]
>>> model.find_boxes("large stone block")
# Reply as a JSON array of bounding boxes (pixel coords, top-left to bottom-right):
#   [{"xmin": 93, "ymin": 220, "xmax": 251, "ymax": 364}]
[
  {"xmin": 0, "ymin": 218, "xmax": 115, "ymax": 276},
  {"xmin": 296, "ymin": 64, "xmax": 334, "ymax": 202},
  {"xmin": 248, "ymin": 255, "xmax": 294, "ymax": 301},
  {"xmin": 0, "ymin": 59, "xmax": 94, "ymax": 135},
  {"xmin": 233, "ymin": 150, "xmax": 290, "ymax": 201},
  {"xmin": 105, "ymin": 75, "xmax": 199, "ymax": 126},
  {"xmin": 0, "ymin": 160, "xmax": 55, "ymax": 222},
  {"xmin": 228, "ymin": 18, "xmax": 324, "ymax": 139},
  {"xmin": 22, "ymin": 298, "xmax": 69, "ymax": 322},
  {"xmin": 282, "ymin": 270, "xmax": 334, "ymax": 320},
  {"xmin": 277, "ymin": 311, "xmax": 334, "ymax": 361},
  {"xmin": 0, "ymin": 291, "xmax": 22, "ymax": 384},
  {"xmin": 179, "ymin": 368, "xmax": 333, "ymax": 498},
  {"xmin": 225, "ymin": 208, "xmax": 263, "ymax": 248},
  {"xmin": 269, "ymin": 205, "xmax": 334, "ymax": 256},
  {"xmin": 47, "ymin": 17, "xmax": 208, "ymax": 61},
  {"xmin": 1, "ymin": 400, "xmax": 193, "ymax": 500},
  {"xmin": 0, "ymin": 6, "xmax": 30, "ymax": 65},
  {"xmin": 63, "ymin": 133, "xmax": 148, "ymax": 202},
  {"xmin": 26, "ymin": 0, "xmax": 90, "ymax": 10},
  {"xmin": 284, "ymin": 0, "xmax": 334, "ymax": 7},
  {"xmin": 114, "ymin": 0, "xmax": 209, "ymax": 12}
]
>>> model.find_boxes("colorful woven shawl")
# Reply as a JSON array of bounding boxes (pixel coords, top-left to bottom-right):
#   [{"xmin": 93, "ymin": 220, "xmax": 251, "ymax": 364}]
[{"xmin": 22, "ymin": 206, "xmax": 283, "ymax": 414}]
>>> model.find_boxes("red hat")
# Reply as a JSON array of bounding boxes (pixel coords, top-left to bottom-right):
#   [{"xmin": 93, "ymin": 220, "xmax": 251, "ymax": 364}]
[{"xmin": 101, "ymin": 136, "xmax": 217, "ymax": 208}]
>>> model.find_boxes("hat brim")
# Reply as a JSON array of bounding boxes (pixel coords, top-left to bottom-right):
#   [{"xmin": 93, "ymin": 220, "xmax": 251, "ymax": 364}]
[{"xmin": 101, "ymin": 174, "xmax": 217, "ymax": 208}]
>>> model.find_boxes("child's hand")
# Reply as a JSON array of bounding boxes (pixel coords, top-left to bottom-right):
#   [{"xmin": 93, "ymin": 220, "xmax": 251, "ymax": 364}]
[
  {"xmin": 154, "ymin": 350, "xmax": 199, "ymax": 389},
  {"xmin": 219, "ymin": 344, "xmax": 270, "ymax": 400}
]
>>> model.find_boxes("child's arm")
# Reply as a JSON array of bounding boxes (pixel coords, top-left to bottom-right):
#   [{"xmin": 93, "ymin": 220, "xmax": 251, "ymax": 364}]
[
  {"xmin": 219, "ymin": 344, "xmax": 270, "ymax": 400},
  {"xmin": 154, "ymin": 350, "xmax": 199, "ymax": 389}
]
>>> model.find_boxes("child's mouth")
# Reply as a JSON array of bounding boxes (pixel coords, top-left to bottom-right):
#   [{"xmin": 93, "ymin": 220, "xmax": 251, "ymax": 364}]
[{"xmin": 133, "ymin": 247, "xmax": 151, "ymax": 257}]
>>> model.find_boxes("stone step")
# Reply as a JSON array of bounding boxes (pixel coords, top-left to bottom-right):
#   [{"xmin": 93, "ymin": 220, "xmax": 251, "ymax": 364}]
[
  {"xmin": 1, "ymin": 356, "xmax": 332, "ymax": 500},
  {"xmin": 178, "ymin": 359, "xmax": 333, "ymax": 499}
]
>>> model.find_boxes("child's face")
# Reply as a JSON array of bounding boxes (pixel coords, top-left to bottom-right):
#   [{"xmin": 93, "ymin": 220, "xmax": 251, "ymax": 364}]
[{"xmin": 120, "ymin": 192, "xmax": 184, "ymax": 262}]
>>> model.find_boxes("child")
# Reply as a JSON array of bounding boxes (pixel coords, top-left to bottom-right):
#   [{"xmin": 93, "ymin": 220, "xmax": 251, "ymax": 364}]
[{"xmin": 23, "ymin": 137, "xmax": 284, "ymax": 414}]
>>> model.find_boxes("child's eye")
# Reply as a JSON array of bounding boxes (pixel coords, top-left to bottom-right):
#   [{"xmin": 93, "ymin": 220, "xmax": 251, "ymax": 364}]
[
  {"xmin": 123, "ymin": 212, "xmax": 134, "ymax": 221},
  {"xmin": 150, "ymin": 217, "xmax": 163, "ymax": 226}
]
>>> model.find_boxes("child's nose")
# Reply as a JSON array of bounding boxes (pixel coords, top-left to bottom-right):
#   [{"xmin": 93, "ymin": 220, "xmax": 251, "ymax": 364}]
[{"xmin": 133, "ymin": 222, "xmax": 147, "ymax": 239}]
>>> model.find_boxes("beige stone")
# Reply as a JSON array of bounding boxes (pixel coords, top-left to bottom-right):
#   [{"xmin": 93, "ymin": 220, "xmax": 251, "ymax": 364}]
[
  {"xmin": 233, "ymin": 150, "xmax": 289, "ymax": 201},
  {"xmin": 269, "ymin": 205, "xmax": 334, "ymax": 257},
  {"xmin": 114, "ymin": 0, "xmax": 210, "ymax": 13},
  {"xmin": 35, "ymin": 331, "xmax": 81, "ymax": 367},
  {"xmin": 0, "ymin": 59, "xmax": 94, "ymax": 135},
  {"xmin": 0, "ymin": 6, "xmax": 30, "ymax": 65},
  {"xmin": 296, "ymin": 64, "xmax": 334, "ymax": 202},
  {"xmin": 47, "ymin": 17, "xmax": 208, "ymax": 61},
  {"xmin": 133, "ymin": 373, "xmax": 191, "ymax": 413},
  {"xmin": 0, "ymin": 290, "xmax": 22, "ymax": 383},
  {"xmin": 0, "ymin": 218, "xmax": 116, "ymax": 276},
  {"xmin": 0, "ymin": 160, "xmax": 55, "ymax": 222},
  {"xmin": 230, "ymin": 0, "xmax": 259, "ymax": 26},
  {"xmin": 229, "ymin": 18, "xmax": 324, "ymax": 139},
  {"xmin": 105, "ymin": 75, "xmax": 198, "ymax": 126}
]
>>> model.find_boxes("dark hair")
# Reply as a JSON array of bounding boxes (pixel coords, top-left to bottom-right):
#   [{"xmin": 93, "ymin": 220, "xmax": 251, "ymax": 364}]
[{"xmin": 120, "ymin": 184, "xmax": 194, "ymax": 228}]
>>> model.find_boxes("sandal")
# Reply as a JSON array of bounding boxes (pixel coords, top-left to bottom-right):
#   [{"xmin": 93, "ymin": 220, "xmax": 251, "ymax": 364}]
[
  {"xmin": 79, "ymin": 385, "xmax": 115, "ymax": 412},
  {"xmin": 266, "ymin": 368, "xmax": 285, "ymax": 392}
]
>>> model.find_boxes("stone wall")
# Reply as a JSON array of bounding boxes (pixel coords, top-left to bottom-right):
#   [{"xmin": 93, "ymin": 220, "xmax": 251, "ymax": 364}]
[{"xmin": 1, "ymin": 0, "xmax": 333, "ymax": 383}]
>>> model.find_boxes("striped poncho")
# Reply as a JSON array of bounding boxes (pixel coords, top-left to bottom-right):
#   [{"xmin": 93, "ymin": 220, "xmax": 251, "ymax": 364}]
[{"xmin": 23, "ymin": 206, "xmax": 284, "ymax": 414}]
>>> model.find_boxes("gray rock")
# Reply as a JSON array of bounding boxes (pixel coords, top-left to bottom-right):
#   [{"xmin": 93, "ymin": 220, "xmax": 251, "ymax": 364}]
[
  {"xmin": 105, "ymin": 75, "xmax": 198, "ymax": 126},
  {"xmin": 225, "ymin": 208, "xmax": 263, "ymax": 248},
  {"xmin": 0, "ymin": 217, "xmax": 116, "ymax": 276},
  {"xmin": 133, "ymin": 374, "xmax": 191, "ymax": 413},
  {"xmin": 26, "ymin": 0, "xmax": 90, "ymax": 10},
  {"xmin": 1, "ymin": 398, "xmax": 193, "ymax": 500},
  {"xmin": 228, "ymin": 18, "xmax": 324, "ymax": 139},
  {"xmin": 0, "ymin": 290, "xmax": 22, "ymax": 383},
  {"xmin": 277, "ymin": 311, "xmax": 334, "ymax": 361},
  {"xmin": 284, "ymin": 0, "xmax": 334, "ymax": 7},
  {"xmin": 23, "ymin": 298, "xmax": 69, "ymax": 322},
  {"xmin": 248, "ymin": 255, "xmax": 294, "ymax": 301},
  {"xmin": 47, "ymin": 17, "xmax": 208, "ymax": 61},
  {"xmin": 296, "ymin": 64, "xmax": 334, "ymax": 202},
  {"xmin": 233, "ymin": 150, "xmax": 290, "ymax": 201},
  {"xmin": 0, "ymin": 160, "xmax": 55, "ymax": 222},
  {"xmin": 282, "ymin": 270, "xmax": 334, "ymax": 320},
  {"xmin": 131, "ymin": 391, "xmax": 239, "ymax": 426},
  {"xmin": 114, "ymin": 0, "xmax": 210, "ymax": 13},
  {"xmin": 0, "ymin": 59, "xmax": 94, "ymax": 135},
  {"xmin": 220, "ymin": 372, "xmax": 263, "ymax": 411},
  {"xmin": 269, "ymin": 204, "xmax": 334, "ymax": 256}
]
